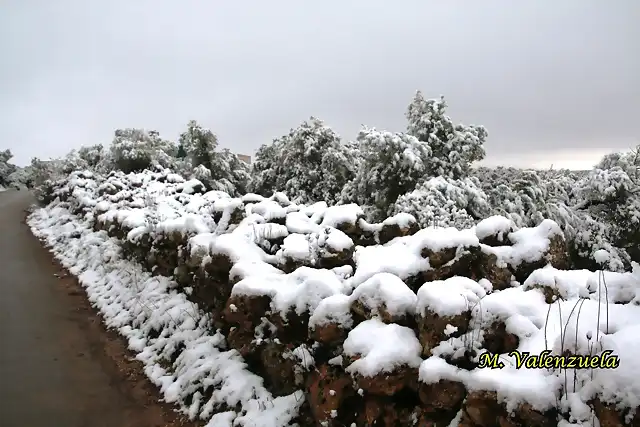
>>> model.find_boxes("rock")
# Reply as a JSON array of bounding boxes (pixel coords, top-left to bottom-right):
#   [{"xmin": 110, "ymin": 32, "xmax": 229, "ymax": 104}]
[
  {"xmin": 419, "ymin": 380, "xmax": 466, "ymax": 414},
  {"xmin": 592, "ymin": 398, "xmax": 640, "ymax": 427},
  {"xmin": 417, "ymin": 309, "xmax": 471, "ymax": 357},
  {"xmin": 421, "ymin": 247, "xmax": 458, "ymax": 269},
  {"xmin": 226, "ymin": 326, "xmax": 257, "ymax": 358},
  {"xmin": 509, "ymin": 224, "xmax": 570, "ymax": 283},
  {"xmin": 463, "ymin": 390, "xmax": 502, "ymax": 427},
  {"xmin": 421, "ymin": 249, "xmax": 479, "ymax": 286},
  {"xmin": 306, "ymin": 364, "xmax": 354, "ymax": 426},
  {"xmin": 505, "ymin": 402, "xmax": 558, "ymax": 427},
  {"xmin": 309, "ymin": 321, "xmax": 349, "ymax": 345},
  {"xmin": 260, "ymin": 340, "xmax": 300, "ymax": 396},
  {"xmin": 348, "ymin": 365, "xmax": 419, "ymax": 396},
  {"xmin": 350, "ymin": 299, "xmax": 413, "ymax": 326},
  {"xmin": 473, "ymin": 250, "xmax": 513, "ymax": 291},
  {"xmin": 377, "ymin": 217, "xmax": 420, "ymax": 245},
  {"xmin": 269, "ymin": 309, "xmax": 311, "ymax": 346},
  {"xmin": 482, "ymin": 321, "xmax": 520, "ymax": 355},
  {"xmin": 476, "ymin": 216, "xmax": 517, "ymax": 247},
  {"xmin": 223, "ymin": 294, "xmax": 272, "ymax": 327},
  {"xmin": 355, "ymin": 398, "xmax": 423, "ymax": 427}
]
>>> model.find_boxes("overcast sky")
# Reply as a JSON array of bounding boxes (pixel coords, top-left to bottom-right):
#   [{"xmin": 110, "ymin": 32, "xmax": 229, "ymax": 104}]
[{"xmin": 1, "ymin": 1, "xmax": 638, "ymax": 168}]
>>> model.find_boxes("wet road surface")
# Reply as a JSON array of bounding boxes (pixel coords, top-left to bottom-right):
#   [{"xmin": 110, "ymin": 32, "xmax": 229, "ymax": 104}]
[{"xmin": 0, "ymin": 190, "xmax": 199, "ymax": 427}]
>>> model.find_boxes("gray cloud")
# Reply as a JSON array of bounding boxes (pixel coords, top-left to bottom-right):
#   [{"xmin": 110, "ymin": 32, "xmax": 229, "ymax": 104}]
[{"xmin": 1, "ymin": 0, "xmax": 638, "ymax": 168}]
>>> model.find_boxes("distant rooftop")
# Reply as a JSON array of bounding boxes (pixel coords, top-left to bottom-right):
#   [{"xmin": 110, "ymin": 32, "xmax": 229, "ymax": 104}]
[{"xmin": 237, "ymin": 154, "xmax": 251, "ymax": 164}]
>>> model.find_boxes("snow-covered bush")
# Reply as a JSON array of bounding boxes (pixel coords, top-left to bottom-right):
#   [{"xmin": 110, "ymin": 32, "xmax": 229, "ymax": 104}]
[
  {"xmin": 77, "ymin": 144, "xmax": 107, "ymax": 170},
  {"xmin": 406, "ymin": 92, "xmax": 487, "ymax": 179},
  {"xmin": 574, "ymin": 146, "xmax": 640, "ymax": 265},
  {"xmin": 471, "ymin": 165, "xmax": 632, "ymax": 271},
  {"xmin": 0, "ymin": 149, "xmax": 18, "ymax": 188},
  {"xmin": 250, "ymin": 117, "xmax": 356, "ymax": 204},
  {"xmin": 110, "ymin": 128, "xmax": 178, "ymax": 173},
  {"xmin": 341, "ymin": 127, "xmax": 431, "ymax": 220},
  {"xmin": 179, "ymin": 120, "xmax": 250, "ymax": 195},
  {"xmin": 393, "ymin": 176, "xmax": 491, "ymax": 229}
]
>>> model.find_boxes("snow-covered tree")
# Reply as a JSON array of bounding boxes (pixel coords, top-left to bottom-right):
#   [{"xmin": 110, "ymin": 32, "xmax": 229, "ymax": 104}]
[
  {"xmin": 406, "ymin": 92, "xmax": 487, "ymax": 179},
  {"xmin": 250, "ymin": 117, "xmax": 356, "ymax": 204},
  {"xmin": 0, "ymin": 149, "xmax": 17, "ymax": 188},
  {"xmin": 7, "ymin": 167, "xmax": 33, "ymax": 189},
  {"xmin": 77, "ymin": 144, "xmax": 105, "ymax": 169},
  {"xmin": 250, "ymin": 139, "xmax": 282, "ymax": 197},
  {"xmin": 179, "ymin": 120, "xmax": 218, "ymax": 172},
  {"xmin": 393, "ymin": 176, "xmax": 491, "ymax": 229},
  {"xmin": 573, "ymin": 146, "xmax": 640, "ymax": 265},
  {"xmin": 341, "ymin": 126, "xmax": 432, "ymax": 220},
  {"xmin": 178, "ymin": 120, "xmax": 250, "ymax": 195},
  {"xmin": 110, "ymin": 128, "xmax": 177, "ymax": 173},
  {"xmin": 471, "ymin": 165, "xmax": 631, "ymax": 271}
]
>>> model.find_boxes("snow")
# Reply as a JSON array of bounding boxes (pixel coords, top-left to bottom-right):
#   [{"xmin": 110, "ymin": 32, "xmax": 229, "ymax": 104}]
[
  {"xmin": 278, "ymin": 234, "xmax": 311, "ymax": 260},
  {"xmin": 28, "ymin": 204, "xmax": 303, "ymax": 427},
  {"xmin": 324, "ymin": 228, "xmax": 353, "ymax": 252},
  {"xmin": 246, "ymin": 199, "xmax": 288, "ymax": 222},
  {"xmin": 285, "ymin": 211, "xmax": 321, "ymax": 234},
  {"xmin": 210, "ymin": 232, "xmax": 271, "ymax": 264},
  {"xmin": 522, "ymin": 266, "xmax": 592, "ymax": 300},
  {"xmin": 416, "ymin": 276, "xmax": 488, "ymax": 317},
  {"xmin": 231, "ymin": 267, "xmax": 349, "ymax": 318},
  {"xmin": 414, "ymin": 226, "xmax": 479, "ymax": 253},
  {"xmin": 276, "ymin": 227, "xmax": 354, "ymax": 265},
  {"xmin": 350, "ymin": 272, "xmax": 417, "ymax": 317},
  {"xmin": 593, "ymin": 249, "xmax": 611, "ymax": 265},
  {"xmin": 320, "ymin": 204, "xmax": 363, "ymax": 228},
  {"xmin": 585, "ymin": 268, "xmax": 640, "ymax": 304},
  {"xmin": 475, "ymin": 215, "xmax": 516, "ymax": 241},
  {"xmin": 308, "ymin": 293, "xmax": 353, "ymax": 330},
  {"xmin": 156, "ymin": 214, "xmax": 211, "ymax": 235},
  {"xmin": 343, "ymin": 319, "xmax": 423, "ymax": 377},
  {"xmin": 382, "ymin": 212, "xmax": 416, "ymax": 229},
  {"xmin": 27, "ymin": 167, "xmax": 640, "ymax": 426},
  {"xmin": 350, "ymin": 244, "xmax": 426, "ymax": 288},
  {"xmin": 507, "ymin": 219, "xmax": 563, "ymax": 267}
]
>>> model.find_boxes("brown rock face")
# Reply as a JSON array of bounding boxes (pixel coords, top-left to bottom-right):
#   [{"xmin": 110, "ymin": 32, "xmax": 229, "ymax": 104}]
[
  {"xmin": 226, "ymin": 326, "xmax": 257, "ymax": 358},
  {"xmin": 417, "ymin": 309, "xmax": 470, "ymax": 357},
  {"xmin": 223, "ymin": 294, "xmax": 271, "ymax": 327},
  {"xmin": 422, "ymin": 247, "xmax": 458, "ymax": 269},
  {"xmin": 260, "ymin": 341, "xmax": 301, "ymax": 396},
  {"xmin": 309, "ymin": 321, "xmax": 349, "ymax": 345},
  {"xmin": 306, "ymin": 364, "xmax": 354, "ymax": 426},
  {"xmin": 349, "ymin": 366, "xmax": 419, "ymax": 396},
  {"xmin": 350, "ymin": 298, "xmax": 413, "ymax": 327},
  {"xmin": 378, "ymin": 221, "xmax": 420, "ymax": 245},
  {"xmin": 463, "ymin": 391, "xmax": 559, "ymax": 427},
  {"xmin": 479, "ymin": 225, "xmax": 516, "ymax": 247},
  {"xmin": 419, "ymin": 380, "xmax": 466, "ymax": 414},
  {"xmin": 511, "ymin": 235, "xmax": 569, "ymax": 283},
  {"xmin": 506, "ymin": 402, "xmax": 558, "ymax": 427},
  {"xmin": 463, "ymin": 390, "xmax": 502, "ymax": 427},
  {"xmin": 356, "ymin": 399, "xmax": 426, "ymax": 427},
  {"xmin": 482, "ymin": 321, "xmax": 520, "ymax": 355},
  {"xmin": 421, "ymin": 249, "xmax": 479, "ymax": 286},
  {"xmin": 473, "ymin": 250, "xmax": 513, "ymax": 291},
  {"xmin": 592, "ymin": 399, "xmax": 640, "ymax": 427},
  {"xmin": 269, "ymin": 309, "xmax": 310, "ymax": 346}
]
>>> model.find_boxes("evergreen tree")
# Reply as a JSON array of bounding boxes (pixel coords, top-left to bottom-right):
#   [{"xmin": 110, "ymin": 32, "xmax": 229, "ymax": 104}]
[{"xmin": 406, "ymin": 92, "xmax": 487, "ymax": 179}]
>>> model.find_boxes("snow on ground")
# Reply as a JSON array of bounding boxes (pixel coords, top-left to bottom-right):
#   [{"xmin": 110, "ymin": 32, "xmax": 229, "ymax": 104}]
[
  {"xmin": 28, "ymin": 169, "xmax": 640, "ymax": 426},
  {"xmin": 343, "ymin": 319, "xmax": 423, "ymax": 377},
  {"xmin": 28, "ymin": 205, "xmax": 303, "ymax": 427}
]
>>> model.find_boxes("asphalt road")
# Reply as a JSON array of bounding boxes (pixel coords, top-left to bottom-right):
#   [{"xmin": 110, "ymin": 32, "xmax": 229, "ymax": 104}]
[{"xmin": 0, "ymin": 190, "xmax": 198, "ymax": 427}]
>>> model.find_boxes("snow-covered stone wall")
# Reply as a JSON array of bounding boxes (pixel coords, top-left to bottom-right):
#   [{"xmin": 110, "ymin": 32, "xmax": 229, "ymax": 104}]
[{"xmin": 28, "ymin": 169, "xmax": 640, "ymax": 427}]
